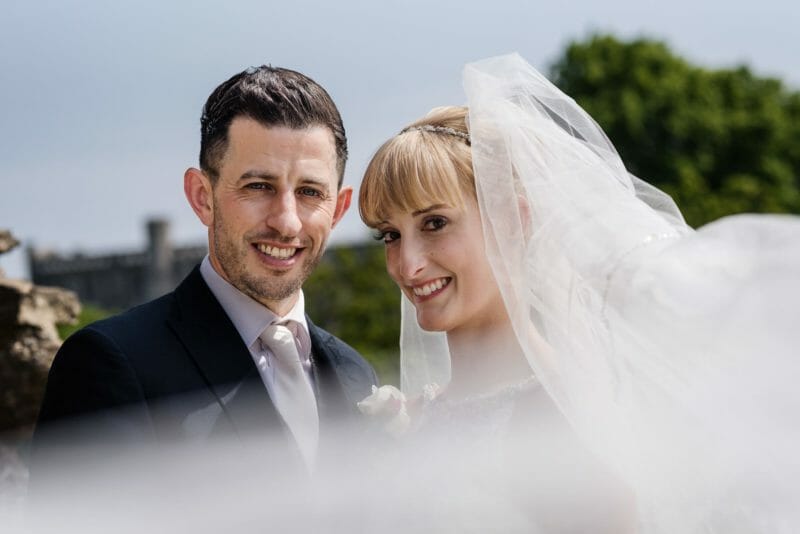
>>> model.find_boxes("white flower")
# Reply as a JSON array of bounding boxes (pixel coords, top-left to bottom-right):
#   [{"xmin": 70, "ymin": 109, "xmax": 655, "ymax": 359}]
[
  {"xmin": 357, "ymin": 385, "xmax": 411, "ymax": 437},
  {"xmin": 421, "ymin": 382, "xmax": 442, "ymax": 402}
]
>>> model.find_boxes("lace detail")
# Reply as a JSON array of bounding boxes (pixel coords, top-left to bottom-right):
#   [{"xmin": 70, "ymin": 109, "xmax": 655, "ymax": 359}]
[{"xmin": 415, "ymin": 376, "xmax": 540, "ymax": 441}]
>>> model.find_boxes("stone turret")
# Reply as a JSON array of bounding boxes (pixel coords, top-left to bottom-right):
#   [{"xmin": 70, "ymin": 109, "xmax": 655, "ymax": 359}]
[{"xmin": 145, "ymin": 218, "xmax": 175, "ymax": 301}]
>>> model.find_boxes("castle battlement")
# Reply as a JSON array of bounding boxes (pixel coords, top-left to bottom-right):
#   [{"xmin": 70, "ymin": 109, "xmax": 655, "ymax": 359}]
[{"xmin": 28, "ymin": 219, "xmax": 207, "ymax": 311}]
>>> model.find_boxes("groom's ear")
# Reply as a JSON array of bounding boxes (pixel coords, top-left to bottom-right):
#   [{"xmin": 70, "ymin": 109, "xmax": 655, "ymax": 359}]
[
  {"xmin": 330, "ymin": 185, "xmax": 353, "ymax": 229},
  {"xmin": 184, "ymin": 167, "xmax": 214, "ymax": 228}
]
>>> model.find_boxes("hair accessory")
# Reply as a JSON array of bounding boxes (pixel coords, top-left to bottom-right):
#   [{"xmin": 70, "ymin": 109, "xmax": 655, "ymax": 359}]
[{"xmin": 400, "ymin": 124, "xmax": 471, "ymax": 145}]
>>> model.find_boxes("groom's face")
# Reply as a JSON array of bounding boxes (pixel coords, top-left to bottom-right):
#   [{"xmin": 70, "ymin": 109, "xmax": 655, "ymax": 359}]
[{"xmin": 192, "ymin": 117, "xmax": 352, "ymax": 315}]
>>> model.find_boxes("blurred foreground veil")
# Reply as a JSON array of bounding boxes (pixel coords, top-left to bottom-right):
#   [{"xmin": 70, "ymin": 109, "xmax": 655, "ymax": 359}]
[{"xmin": 453, "ymin": 52, "xmax": 800, "ymax": 532}]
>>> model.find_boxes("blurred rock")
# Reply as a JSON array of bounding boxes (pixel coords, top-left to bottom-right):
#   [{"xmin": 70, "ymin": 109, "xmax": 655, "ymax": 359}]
[
  {"xmin": 0, "ymin": 230, "xmax": 19, "ymax": 255},
  {"xmin": 0, "ymin": 230, "xmax": 80, "ymax": 437},
  {"xmin": 0, "ymin": 231, "xmax": 19, "ymax": 278},
  {"xmin": 0, "ymin": 230, "xmax": 80, "ymax": 510}
]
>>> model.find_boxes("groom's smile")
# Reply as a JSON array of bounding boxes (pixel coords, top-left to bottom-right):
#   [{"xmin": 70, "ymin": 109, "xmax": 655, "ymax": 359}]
[
  {"xmin": 253, "ymin": 240, "xmax": 304, "ymax": 268},
  {"xmin": 256, "ymin": 243, "xmax": 299, "ymax": 260}
]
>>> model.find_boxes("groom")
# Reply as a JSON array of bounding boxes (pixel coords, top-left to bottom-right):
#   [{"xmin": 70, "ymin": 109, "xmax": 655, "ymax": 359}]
[{"xmin": 31, "ymin": 65, "xmax": 377, "ymax": 473}]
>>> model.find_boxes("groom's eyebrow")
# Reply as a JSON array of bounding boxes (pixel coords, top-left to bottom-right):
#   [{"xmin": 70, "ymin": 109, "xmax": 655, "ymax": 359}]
[
  {"xmin": 239, "ymin": 170, "xmax": 277, "ymax": 181},
  {"xmin": 412, "ymin": 204, "xmax": 446, "ymax": 216},
  {"xmin": 238, "ymin": 170, "xmax": 329, "ymax": 189}
]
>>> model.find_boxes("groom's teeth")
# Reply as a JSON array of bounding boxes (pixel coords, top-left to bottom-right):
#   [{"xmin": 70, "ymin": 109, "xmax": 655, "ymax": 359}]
[
  {"xmin": 258, "ymin": 244, "xmax": 296, "ymax": 259},
  {"xmin": 413, "ymin": 278, "xmax": 449, "ymax": 296}
]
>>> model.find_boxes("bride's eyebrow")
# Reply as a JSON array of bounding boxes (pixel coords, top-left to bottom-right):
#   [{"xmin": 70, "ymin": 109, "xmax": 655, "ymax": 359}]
[{"xmin": 412, "ymin": 204, "xmax": 447, "ymax": 216}]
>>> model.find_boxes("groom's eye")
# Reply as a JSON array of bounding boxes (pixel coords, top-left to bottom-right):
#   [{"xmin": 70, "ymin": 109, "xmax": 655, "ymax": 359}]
[
  {"xmin": 245, "ymin": 182, "xmax": 274, "ymax": 192},
  {"xmin": 298, "ymin": 186, "xmax": 323, "ymax": 198}
]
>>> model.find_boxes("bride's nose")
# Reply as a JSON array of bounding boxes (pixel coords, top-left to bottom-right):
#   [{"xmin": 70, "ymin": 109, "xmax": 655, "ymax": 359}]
[{"xmin": 393, "ymin": 236, "xmax": 427, "ymax": 282}]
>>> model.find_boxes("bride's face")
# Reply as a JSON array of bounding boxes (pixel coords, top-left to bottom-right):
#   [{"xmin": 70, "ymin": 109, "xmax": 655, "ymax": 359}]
[{"xmin": 375, "ymin": 195, "xmax": 508, "ymax": 336}]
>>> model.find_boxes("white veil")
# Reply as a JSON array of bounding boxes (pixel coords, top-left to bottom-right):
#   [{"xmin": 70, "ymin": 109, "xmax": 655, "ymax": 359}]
[{"xmin": 401, "ymin": 53, "xmax": 800, "ymax": 532}]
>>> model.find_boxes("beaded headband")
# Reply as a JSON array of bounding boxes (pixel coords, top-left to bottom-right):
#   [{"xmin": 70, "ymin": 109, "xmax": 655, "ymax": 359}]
[{"xmin": 400, "ymin": 124, "xmax": 471, "ymax": 145}]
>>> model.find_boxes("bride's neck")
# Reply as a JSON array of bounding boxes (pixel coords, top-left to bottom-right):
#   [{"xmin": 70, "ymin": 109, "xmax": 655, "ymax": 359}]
[{"xmin": 445, "ymin": 316, "xmax": 532, "ymax": 401}]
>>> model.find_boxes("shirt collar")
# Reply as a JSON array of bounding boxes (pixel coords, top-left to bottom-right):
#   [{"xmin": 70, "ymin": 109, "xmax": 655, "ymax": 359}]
[{"xmin": 200, "ymin": 256, "xmax": 311, "ymax": 360}]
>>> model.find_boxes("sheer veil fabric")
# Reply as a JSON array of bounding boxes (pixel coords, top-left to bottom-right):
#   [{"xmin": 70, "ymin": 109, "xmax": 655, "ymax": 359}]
[{"xmin": 401, "ymin": 53, "xmax": 800, "ymax": 532}]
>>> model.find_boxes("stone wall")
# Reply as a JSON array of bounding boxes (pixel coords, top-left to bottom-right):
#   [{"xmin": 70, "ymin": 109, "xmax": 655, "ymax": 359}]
[{"xmin": 28, "ymin": 219, "xmax": 207, "ymax": 311}]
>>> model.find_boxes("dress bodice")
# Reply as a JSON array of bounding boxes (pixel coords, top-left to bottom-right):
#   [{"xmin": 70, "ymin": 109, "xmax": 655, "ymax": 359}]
[{"xmin": 415, "ymin": 376, "xmax": 540, "ymax": 441}]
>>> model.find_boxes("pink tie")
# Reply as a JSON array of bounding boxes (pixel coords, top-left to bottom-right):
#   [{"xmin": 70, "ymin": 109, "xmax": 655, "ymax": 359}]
[{"xmin": 260, "ymin": 322, "xmax": 319, "ymax": 471}]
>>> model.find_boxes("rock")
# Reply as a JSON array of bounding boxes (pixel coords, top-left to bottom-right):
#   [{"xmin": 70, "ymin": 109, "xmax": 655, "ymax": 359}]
[
  {"xmin": 0, "ymin": 230, "xmax": 20, "ymax": 278},
  {"xmin": 0, "ymin": 230, "xmax": 19, "ymax": 255},
  {"xmin": 0, "ymin": 230, "xmax": 80, "ymax": 437}
]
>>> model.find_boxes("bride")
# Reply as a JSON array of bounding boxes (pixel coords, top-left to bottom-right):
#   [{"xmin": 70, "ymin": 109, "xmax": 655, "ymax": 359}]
[{"xmin": 357, "ymin": 53, "xmax": 800, "ymax": 533}]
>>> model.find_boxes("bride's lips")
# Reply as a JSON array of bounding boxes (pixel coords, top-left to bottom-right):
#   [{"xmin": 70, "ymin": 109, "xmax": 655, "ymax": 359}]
[
  {"xmin": 410, "ymin": 277, "xmax": 451, "ymax": 302},
  {"xmin": 253, "ymin": 242, "xmax": 304, "ymax": 268}
]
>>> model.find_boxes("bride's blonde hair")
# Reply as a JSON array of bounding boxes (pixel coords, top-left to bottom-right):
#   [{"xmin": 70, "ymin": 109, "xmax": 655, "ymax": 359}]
[{"xmin": 359, "ymin": 106, "xmax": 474, "ymax": 227}]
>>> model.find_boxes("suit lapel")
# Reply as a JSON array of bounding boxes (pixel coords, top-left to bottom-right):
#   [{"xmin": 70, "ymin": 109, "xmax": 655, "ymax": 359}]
[
  {"xmin": 307, "ymin": 318, "xmax": 380, "ymax": 470},
  {"xmin": 166, "ymin": 267, "xmax": 283, "ymax": 438},
  {"xmin": 307, "ymin": 317, "xmax": 357, "ymax": 421}
]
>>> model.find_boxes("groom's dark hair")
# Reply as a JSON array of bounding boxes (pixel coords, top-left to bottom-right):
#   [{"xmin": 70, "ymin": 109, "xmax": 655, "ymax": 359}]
[{"xmin": 199, "ymin": 65, "xmax": 348, "ymax": 187}]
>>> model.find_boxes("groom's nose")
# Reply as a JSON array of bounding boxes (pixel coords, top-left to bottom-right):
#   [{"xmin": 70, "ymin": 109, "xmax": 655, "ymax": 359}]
[{"xmin": 266, "ymin": 190, "xmax": 302, "ymax": 237}]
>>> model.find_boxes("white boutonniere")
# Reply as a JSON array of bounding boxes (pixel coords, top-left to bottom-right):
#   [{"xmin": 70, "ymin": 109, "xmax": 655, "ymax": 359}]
[
  {"xmin": 357, "ymin": 385, "xmax": 411, "ymax": 437},
  {"xmin": 421, "ymin": 382, "xmax": 442, "ymax": 402}
]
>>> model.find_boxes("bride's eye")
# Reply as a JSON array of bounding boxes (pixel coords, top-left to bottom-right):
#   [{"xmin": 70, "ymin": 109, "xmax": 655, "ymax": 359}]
[
  {"xmin": 422, "ymin": 216, "xmax": 448, "ymax": 232},
  {"xmin": 372, "ymin": 229, "xmax": 400, "ymax": 244}
]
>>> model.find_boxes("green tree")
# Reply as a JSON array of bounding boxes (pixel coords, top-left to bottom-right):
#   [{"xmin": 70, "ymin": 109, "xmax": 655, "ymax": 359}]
[
  {"xmin": 550, "ymin": 34, "xmax": 800, "ymax": 227},
  {"xmin": 303, "ymin": 243, "xmax": 400, "ymax": 384}
]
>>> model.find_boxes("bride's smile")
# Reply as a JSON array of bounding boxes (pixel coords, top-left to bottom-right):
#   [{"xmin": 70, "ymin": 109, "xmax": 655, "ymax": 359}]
[{"xmin": 410, "ymin": 276, "xmax": 451, "ymax": 299}]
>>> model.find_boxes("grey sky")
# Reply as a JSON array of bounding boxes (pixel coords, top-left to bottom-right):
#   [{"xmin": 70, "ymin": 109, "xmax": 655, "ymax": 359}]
[{"xmin": 2, "ymin": 0, "xmax": 798, "ymax": 279}]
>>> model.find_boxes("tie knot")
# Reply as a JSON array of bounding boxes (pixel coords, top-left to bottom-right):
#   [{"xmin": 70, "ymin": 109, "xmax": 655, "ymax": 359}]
[
  {"xmin": 262, "ymin": 322, "xmax": 304, "ymax": 371},
  {"xmin": 264, "ymin": 322, "xmax": 294, "ymax": 347}
]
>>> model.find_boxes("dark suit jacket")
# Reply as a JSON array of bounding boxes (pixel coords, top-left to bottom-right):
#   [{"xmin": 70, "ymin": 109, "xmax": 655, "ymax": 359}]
[{"xmin": 31, "ymin": 266, "xmax": 377, "ymax": 471}]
